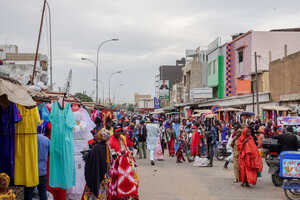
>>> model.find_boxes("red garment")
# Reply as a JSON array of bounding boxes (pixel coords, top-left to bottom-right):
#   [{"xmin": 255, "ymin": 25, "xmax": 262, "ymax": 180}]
[
  {"xmin": 237, "ymin": 128, "xmax": 263, "ymax": 185},
  {"xmin": 191, "ymin": 131, "xmax": 201, "ymax": 157},
  {"xmin": 168, "ymin": 138, "xmax": 175, "ymax": 156},
  {"xmin": 176, "ymin": 142, "xmax": 185, "ymax": 162},
  {"xmin": 108, "ymin": 152, "xmax": 139, "ymax": 200},
  {"xmin": 109, "ymin": 135, "xmax": 128, "ymax": 153},
  {"xmin": 126, "ymin": 127, "xmax": 134, "ymax": 148}
]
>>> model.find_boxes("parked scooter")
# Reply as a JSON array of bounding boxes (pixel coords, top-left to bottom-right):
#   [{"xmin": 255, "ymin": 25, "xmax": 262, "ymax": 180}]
[{"xmin": 262, "ymin": 138, "xmax": 284, "ymax": 186}]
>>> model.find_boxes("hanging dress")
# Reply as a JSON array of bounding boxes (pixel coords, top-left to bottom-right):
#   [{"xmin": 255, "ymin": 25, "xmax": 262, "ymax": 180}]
[
  {"xmin": 49, "ymin": 101, "xmax": 76, "ymax": 189},
  {"xmin": 0, "ymin": 103, "xmax": 22, "ymax": 179},
  {"xmin": 67, "ymin": 108, "xmax": 95, "ymax": 199},
  {"xmin": 14, "ymin": 105, "xmax": 40, "ymax": 187}
]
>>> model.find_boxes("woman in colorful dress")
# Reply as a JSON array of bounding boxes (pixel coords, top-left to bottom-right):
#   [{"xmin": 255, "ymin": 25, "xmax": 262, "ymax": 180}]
[
  {"xmin": 108, "ymin": 126, "xmax": 139, "ymax": 200},
  {"xmin": 237, "ymin": 128, "xmax": 263, "ymax": 187}
]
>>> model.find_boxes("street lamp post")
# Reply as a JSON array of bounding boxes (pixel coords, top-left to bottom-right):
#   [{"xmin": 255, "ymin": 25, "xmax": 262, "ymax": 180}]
[
  {"xmin": 108, "ymin": 70, "xmax": 122, "ymax": 104},
  {"xmin": 96, "ymin": 39, "xmax": 119, "ymax": 103},
  {"xmin": 82, "ymin": 38, "xmax": 119, "ymax": 103}
]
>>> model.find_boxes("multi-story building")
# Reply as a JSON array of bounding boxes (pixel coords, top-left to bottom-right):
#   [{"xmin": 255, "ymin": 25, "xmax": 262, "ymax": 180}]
[
  {"xmin": 225, "ymin": 29, "xmax": 300, "ymax": 97},
  {"xmin": 206, "ymin": 37, "xmax": 225, "ymax": 99},
  {"xmin": 159, "ymin": 64, "xmax": 183, "ymax": 89},
  {"xmin": 182, "ymin": 48, "xmax": 208, "ymax": 103},
  {"xmin": 269, "ymin": 50, "xmax": 300, "ymax": 109},
  {"xmin": 134, "ymin": 93, "xmax": 152, "ymax": 106},
  {"xmin": 0, "ymin": 44, "xmax": 48, "ymax": 87}
]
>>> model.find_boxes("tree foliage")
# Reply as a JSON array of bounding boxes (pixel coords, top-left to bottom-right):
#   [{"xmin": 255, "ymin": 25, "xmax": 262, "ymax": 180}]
[{"xmin": 74, "ymin": 92, "xmax": 93, "ymax": 102}]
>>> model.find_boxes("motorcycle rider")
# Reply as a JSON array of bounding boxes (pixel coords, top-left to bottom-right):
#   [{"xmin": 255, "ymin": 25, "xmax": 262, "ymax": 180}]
[{"xmin": 273, "ymin": 126, "xmax": 299, "ymax": 152}]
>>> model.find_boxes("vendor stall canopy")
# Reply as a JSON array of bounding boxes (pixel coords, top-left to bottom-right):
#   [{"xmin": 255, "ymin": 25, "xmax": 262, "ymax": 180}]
[
  {"xmin": 0, "ymin": 76, "xmax": 36, "ymax": 106},
  {"xmin": 217, "ymin": 107, "xmax": 243, "ymax": 112},
  {"xmin": 262, "ymin": 106, "xmax": 291, "ymax": 112}
]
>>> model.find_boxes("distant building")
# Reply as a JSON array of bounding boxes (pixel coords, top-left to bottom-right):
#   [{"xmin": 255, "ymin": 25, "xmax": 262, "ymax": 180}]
[
  {"xmin": 0, "ymin": 44, "xmax": 48, "ymax": 86},
  {"xmin": 134, "ymin": 93, "xmax": 152, "ymax": 105},
  {"xmin": 183, "ymin": 48, "xmax": 208, "ymax": 103},
  {"xmin": 136, "ymin": 97, "xmax": 154, "ymax": 113}
]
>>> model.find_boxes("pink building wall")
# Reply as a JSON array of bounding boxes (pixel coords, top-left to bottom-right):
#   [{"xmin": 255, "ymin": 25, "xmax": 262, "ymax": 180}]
[
  {"xmin": 251, "ymin": 31, "xmax": 300, "ymax": 73},
  {"xmin": 230, "ymin": 32, "xmax": 252, "ymax": 96},
  {"xmin": 229, "ymin": 31, "xmax": 300, "ymax": 96}
]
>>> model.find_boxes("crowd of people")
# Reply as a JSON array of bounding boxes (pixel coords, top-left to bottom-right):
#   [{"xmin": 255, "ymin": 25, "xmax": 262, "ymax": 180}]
[{"xmin": 2, "ymin": 96, "xmax": 300, "ymax": 200}]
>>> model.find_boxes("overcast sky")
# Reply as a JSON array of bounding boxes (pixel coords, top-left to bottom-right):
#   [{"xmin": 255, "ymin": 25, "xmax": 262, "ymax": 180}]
[{"xmin": 1, "ymin": 0, "xmax": 300, "ymax": 103}]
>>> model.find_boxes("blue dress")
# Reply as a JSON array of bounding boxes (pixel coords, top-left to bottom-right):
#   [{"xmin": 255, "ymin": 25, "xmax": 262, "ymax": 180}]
[
  {"xmin": 0, "ymin": 103, "xmax": 22, "ymax": 179},
  {"xmin": 49, "ymin": 101, "xmax": 76, "ymax": 189},
  {"xmin": 173, "ymin": 123, "xmax": 180, "ymax": 152}
]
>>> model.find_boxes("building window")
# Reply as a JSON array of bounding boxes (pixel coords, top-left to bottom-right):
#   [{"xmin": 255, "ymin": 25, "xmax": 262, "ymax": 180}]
[
  {"xmin": 213, "ymin": 86, "xmax": 218, "ymax": 98},
  {"xmin": 238, "ymin": 51, "xmax": 243, "ymax": 73},
  {"xmin": 208, "ymin": 63, "xmax": 211, "ymax": 75}
]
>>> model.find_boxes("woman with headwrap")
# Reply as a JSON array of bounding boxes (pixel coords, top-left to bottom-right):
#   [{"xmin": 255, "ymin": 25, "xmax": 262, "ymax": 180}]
[
  {"xmin": 108, "ymin": 126, "xmax": 139, "ymax": 200},
  {"xmin": 237, "ymin": 128, "xmax": 263, "ymax": 187},
  {"xmin": 83, "ymin": 128, "xmax": 111, "ymax": 200}
]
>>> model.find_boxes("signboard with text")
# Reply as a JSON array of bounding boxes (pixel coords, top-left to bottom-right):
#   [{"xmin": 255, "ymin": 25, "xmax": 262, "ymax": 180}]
[{"xmin": 190, "ymin": 88, "xmax": 213, "ymax": 100}]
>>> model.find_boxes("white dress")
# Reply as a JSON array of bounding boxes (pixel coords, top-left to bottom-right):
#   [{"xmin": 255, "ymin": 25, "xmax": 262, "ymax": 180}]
[{"xmin": 67, "ymin": 108, "xmax": 95, "ymax": 200}]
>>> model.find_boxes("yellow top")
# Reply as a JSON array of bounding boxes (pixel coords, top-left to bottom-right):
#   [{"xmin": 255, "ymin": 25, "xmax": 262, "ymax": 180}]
[{"xmin": 0, "ymin": 189, "xmax": 16, "ymax": 200}]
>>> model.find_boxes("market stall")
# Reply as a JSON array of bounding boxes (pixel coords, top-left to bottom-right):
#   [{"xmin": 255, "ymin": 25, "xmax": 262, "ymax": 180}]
[
  {"xmin": 262, "ymin": 106, "xmax": 291, "ymax": 124},
  {"xmin": 215, "ymin": 107, "xmax": 243, "ymax": 123}
]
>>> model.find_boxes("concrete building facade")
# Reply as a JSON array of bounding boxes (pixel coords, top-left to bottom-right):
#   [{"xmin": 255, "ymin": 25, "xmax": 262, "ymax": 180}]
[
  {"xmin": 0, "ymin": 44, "xmax": 48, "ymax": 86},
  {"xmin": 269, "ymin": 51, "xmax": 300, "ymax": 104},
  {"xmin": 207, "ymin": 38, "xmax": 225, "ymax": 99}
]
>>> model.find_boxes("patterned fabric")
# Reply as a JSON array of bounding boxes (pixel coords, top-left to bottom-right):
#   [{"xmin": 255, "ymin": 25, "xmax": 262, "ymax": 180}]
[
  {"xmin": 108, "ymin": 152, "xmax": 139, "ymax": 200},
  {"xmin": 0, "ymin": 189, "xmax": 16, "ymax": 200},
  {"xmin": 225, "ymin": 43, "xmax": 232, "ymax": 97}
]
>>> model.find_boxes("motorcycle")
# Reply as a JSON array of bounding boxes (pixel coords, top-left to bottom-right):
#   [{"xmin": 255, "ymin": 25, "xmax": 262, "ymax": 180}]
[
  {"xmin": 262, "ymin": 138, "xmax": 284, "ymax": 187},
  {"xmin": 216, "ymin": 141, "xmax": 231, "ymax": 161}
]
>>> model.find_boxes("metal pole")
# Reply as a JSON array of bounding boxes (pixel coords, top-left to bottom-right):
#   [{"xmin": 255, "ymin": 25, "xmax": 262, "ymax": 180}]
[
  {"xmin": 255, "ymin": 52, "xmax": 260, "ymax": 118},
  {"xmin": 96, "ymin": 39, "xmax": 119, "ymax": 104},
  {"xmin": 31, "ymin": 0, "xmax": 47, "ymax": 84},
  {"xmin": 46, "ymin": 1, "xmax": 53, "ymax": 90},
  {"xmin": 251, "ymin": 80, "xmax": 255, "ymax": 113},
  {"xmin": 109, "ymin": 73, "xmax": 112, "ymax": 104}
]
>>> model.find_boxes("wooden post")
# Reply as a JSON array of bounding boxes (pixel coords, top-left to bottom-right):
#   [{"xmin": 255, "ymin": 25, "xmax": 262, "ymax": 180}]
[{"xmin": 31, "ymin": 0, "xmax": 47, "ymax": 84}]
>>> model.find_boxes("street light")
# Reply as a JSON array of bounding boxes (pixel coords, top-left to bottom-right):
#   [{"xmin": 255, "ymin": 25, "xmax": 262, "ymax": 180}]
[
  {"xmin": 81, "ymin": 38, "xmax": 119, "ymax": 103},
  {"xmin": 96, "ymin": 39, "xmax": 119, "ymax": 103},
  {"xmin": 108, "ymin": 70, "xmax": 122, "ymax": 104}
]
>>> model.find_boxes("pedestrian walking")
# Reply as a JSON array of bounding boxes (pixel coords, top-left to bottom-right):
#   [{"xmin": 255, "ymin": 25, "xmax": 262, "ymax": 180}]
[
  {"xmin": 146, "ymin": 118, "xmax": 160, "ymax": 165},
  {"xmin": 205, "ymin": 120, "xmax": 218, "ymax": 167},
  {"xmin": 137, "ymin": 120, "xmax": 147, "ymax": 159},
  {"xmin": 237, "ymin": 128, "xmax": 263, "ymax": 187},
  {"xmin": 166, "ymin": 123, "xmax": 176, "ymax": 157}
]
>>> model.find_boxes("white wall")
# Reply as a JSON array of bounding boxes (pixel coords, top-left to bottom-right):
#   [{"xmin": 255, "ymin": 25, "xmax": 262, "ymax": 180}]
[{"xmin": 251, "ymin": 31, "xmax": 300, "ymax": 72}]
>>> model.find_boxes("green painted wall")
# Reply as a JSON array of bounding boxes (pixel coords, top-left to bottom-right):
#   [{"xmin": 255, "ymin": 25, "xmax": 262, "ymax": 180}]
[
  {"xmin": 207, "ymin": 59, "xmax": 218, "ymax": 87},
  {"xmin": 218, "ymin": 56, "xmax": 224, "ymax": 98}
]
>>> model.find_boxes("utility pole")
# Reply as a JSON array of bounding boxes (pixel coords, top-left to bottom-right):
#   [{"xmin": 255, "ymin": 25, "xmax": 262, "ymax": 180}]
[
  {"xmin": 255, "ymin": 52, "xmax": 260, "ymax": 118},
  {"xmin": 31, "ymin": 0, "xmax": 47, "ymax": 84},
  {"xmin": 251, "ymin": 80, "xmax": 255, "ymax": 113}
]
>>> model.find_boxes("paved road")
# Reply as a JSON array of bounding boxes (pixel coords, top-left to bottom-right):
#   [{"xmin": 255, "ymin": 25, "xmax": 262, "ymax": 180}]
[{"xmin": 137, "ymin": 156, "xmax": 285, "ymax": 200}]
